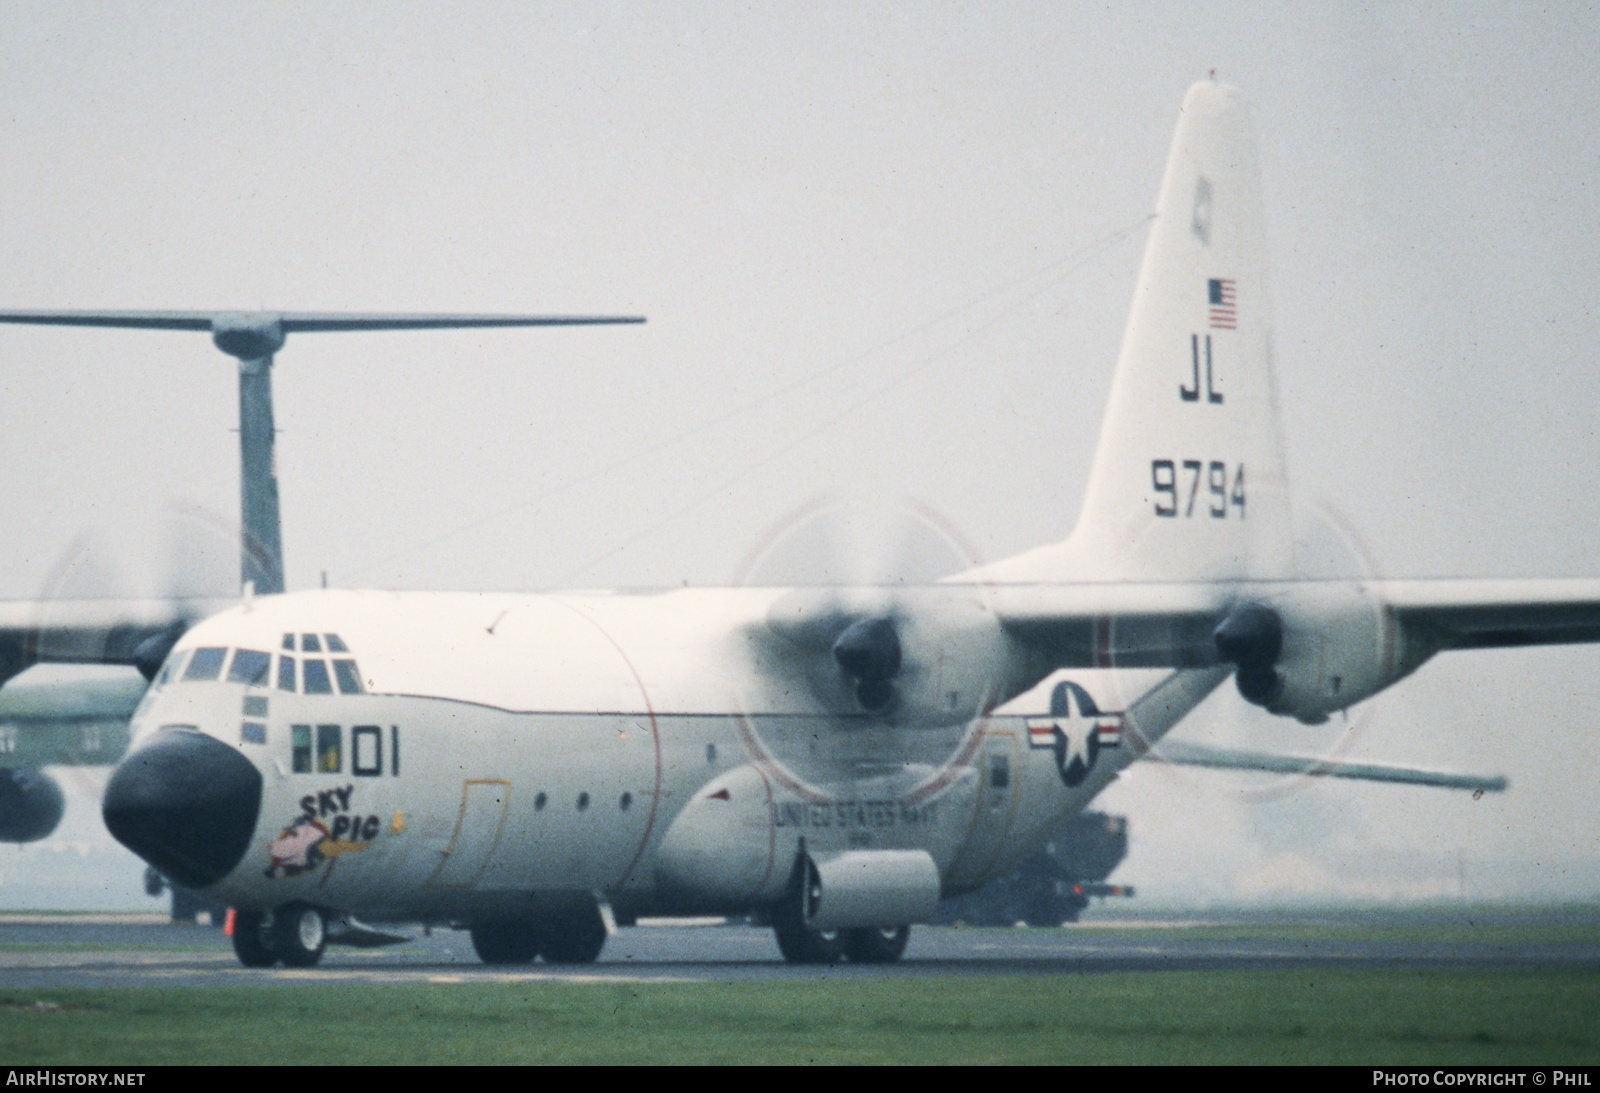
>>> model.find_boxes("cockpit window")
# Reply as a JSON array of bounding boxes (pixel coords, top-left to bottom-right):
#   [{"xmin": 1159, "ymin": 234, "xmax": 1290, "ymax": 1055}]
[
  {"xmin": 332, "ymin": 660, "xmax": 363, "ymax": 695},
  {"xmin": 154, "ymin": 649, "xmax": 190, "ymax": 689},
  {"xmin": 277, "ymin": 655, "xmax": 296, "ymax": 693},
  {"xmin": 281, "ymin": 633, "xmax": 295, "ymax": 651},
  {"xmin": 325, "ymin": 634, "xmax": 349, "ymax": 653},
  {"xmin": 183, "ymin": 647, "xmax": 227, "ymax": 682},
  {"xmin": 301, "ymin": 634, "xmax": 322, "ymax": 653},
  {"xmin": 226, "ymin": 649, "xmax": 271, "ymax": 687},
  {"xmin": 302, "ymin": 660, "xmax": 333, "ymax": 695}
]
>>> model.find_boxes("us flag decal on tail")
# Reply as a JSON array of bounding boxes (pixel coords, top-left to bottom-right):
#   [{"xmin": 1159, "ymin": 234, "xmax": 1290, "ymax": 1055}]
[{"xmin": 1208, "ymin": 278, "xmax": 1236, "ymax": 329}]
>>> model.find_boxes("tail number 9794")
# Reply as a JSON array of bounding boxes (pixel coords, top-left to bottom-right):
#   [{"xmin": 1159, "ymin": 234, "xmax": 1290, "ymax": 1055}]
[{"xmin": 1152, "ymin": 460, "xmax": 1244, "ymax": 518}]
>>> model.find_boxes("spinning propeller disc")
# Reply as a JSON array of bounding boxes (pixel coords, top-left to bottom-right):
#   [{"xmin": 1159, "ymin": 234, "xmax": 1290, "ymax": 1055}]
[
  {"xmin": 730, "ymin": 495, "xmax": 993, "ymax": 801},
  {"xmin": 1138, "ymin": 496, "xmax": 1390, "ymax": 803}
]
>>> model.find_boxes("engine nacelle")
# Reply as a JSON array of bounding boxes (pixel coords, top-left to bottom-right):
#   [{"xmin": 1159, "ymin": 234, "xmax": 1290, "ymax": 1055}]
[
  {"xmin": 767, "ymin": 587, "xmax": 1030, "ymax": 729},
  {"xmin": 1218, "ymin": 584, "xmax": 1435, "ymax": 724},
  {"xmin": 882, "ymin": 591, "xmax": 1023, "ymax": 728},
  {"xmin": 0, "ymin": 768, "xmax": 65, "ymax": 843},
  {"xmin": 805, "ymin": 849, "xmax": 941, "ymax": 929}
]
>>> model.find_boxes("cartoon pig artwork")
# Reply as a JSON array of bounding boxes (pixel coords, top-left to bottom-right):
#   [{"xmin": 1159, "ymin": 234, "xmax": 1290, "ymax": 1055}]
[{"xmin": 266, "ymin": 817, "xmax": 330, "ymax": 878}]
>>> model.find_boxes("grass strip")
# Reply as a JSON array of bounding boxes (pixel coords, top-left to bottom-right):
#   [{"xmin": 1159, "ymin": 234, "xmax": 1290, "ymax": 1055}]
[{"xmin": 0, "ymin": 968, "xmax": 1596, "ymax": 1065}]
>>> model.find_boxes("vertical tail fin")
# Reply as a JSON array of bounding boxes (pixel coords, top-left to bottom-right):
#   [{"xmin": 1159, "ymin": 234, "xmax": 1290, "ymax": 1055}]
[{"xmin": 976, "ymin": 81, "xmax": 1294, "ymax": 585}]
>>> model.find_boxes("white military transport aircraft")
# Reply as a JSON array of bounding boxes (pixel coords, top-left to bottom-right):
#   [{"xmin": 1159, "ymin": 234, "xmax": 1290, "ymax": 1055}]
[{"xmin": 5, "ymin": 81, "xmax": 1595, "ymax": 967}]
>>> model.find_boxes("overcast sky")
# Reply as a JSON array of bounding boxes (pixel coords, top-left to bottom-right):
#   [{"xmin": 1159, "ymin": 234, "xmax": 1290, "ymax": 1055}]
[{"xmin": 1, "ymin": 2, "xmax": 1598, "ymax": 908}]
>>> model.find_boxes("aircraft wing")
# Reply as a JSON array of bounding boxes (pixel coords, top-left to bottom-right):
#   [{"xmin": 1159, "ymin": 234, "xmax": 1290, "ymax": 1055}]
[
  {"xmin": 985, "ymin": 582, "xmax": 1230, "ymax": 668},
  {"xmin": 1150, "ymin": 740, "xmax": 1506, "ymax": 793},
  {"xmin": 1371, "ymin": 578, "xmax": 1600, "ymax": 649},
  {"xmin": 0, "ymin": 674, "xmax": 147, "ymax": 767},
  {"xmin": 0, "ymin": 597, "xmax": 234, "ymax": 675},
  {"xmin": 986, "ymin": 578, "xmax": 1600, "ymax": 664},
  {"xmin": 0, "ymin": 598, "xmax": 231, "ymax": 769}
]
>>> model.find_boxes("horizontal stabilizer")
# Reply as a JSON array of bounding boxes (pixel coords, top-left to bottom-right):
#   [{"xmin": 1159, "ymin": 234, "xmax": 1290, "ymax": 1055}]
[
  {"xmin": 0, "ymin": 310, "xmax": 644, "ymax": 333},
  {"xmin": 1152, "ymin": 740, "xmax": 1506, "ymax": 792}
]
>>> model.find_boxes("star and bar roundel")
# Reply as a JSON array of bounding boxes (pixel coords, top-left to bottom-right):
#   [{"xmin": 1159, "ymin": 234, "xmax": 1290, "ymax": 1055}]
[{"xmin": 1026, "ymin": 680, "xmax": 1124, "ymax": 788}]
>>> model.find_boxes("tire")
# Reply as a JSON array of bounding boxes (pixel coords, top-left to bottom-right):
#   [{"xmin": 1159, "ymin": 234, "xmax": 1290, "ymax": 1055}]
[
  {"xmin": 230, "ymin": 910, "xmax": 276, "ymax": 968},
  {"xmin": 172, "ymin": 886, "xmax": 226, "ymax": 926},
  {"xmin": 539, "ymin": 907, "xmax": 607, "ymax": 965},
  {"xmin": 1055, "ymin": 895, "xmax": 1089, "ymax": 925},
  {"xmin": 470, "ymin": 920, "xmax": 541, "ymax": 965},
  {"xmin": 842, "ymin": 925, "xmax": 910, "ymax": 964},
  {"xmin": 270, "ymin": 902, "xmax": 326, "ymax": 968},
  {"xmin": 773, "ymin": 918, "xmax": 844, "ymax": 964},
  {"xmin": 770, "ymin": 852, "xmax": 843, "ymax": 964}
]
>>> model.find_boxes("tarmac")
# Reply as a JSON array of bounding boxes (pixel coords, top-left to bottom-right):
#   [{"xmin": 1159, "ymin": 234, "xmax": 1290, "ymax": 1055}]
[{"xmin": 1, "ymin": 911, "xmax": 1596, "ymax": 988}]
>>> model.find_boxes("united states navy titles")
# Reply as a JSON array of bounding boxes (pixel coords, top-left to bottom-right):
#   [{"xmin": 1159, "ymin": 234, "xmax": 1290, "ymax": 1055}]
[{"xmin": 771, "ymin": 799, "xmax": 937, "ymax": 830}]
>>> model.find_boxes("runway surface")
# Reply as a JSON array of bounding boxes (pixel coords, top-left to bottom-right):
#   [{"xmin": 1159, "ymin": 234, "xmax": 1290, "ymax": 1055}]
[{"xmin": 2, "ymin": 912, "xmax": 1597, "ymax": 988}]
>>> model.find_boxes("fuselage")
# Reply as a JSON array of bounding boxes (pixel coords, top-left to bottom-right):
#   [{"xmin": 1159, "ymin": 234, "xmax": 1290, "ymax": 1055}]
[{"xmin": 110, "ymin": 588, "xmax": 1220, "ymax": 924}]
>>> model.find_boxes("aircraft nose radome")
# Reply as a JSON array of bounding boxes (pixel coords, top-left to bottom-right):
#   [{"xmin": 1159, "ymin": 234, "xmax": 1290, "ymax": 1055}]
[{"xmin": 102, "ymin": 727, "xmax": 262, "ymax": 889}]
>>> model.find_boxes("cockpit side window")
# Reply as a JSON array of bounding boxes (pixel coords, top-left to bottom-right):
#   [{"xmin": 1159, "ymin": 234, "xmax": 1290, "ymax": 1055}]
[
  {"xmin": 303, "ymin": 660, "xmax": 333, "ymax": 695},
  {"xmin": 301, "ymin": 634, "xmax": 322, "ymax": 654},
  {"xmin": 182, "ymin": 648, "xmax": 227, "ymax": 682},
  {"xmin": 332, "ymin": 660, "xmax": 363, "ymax": 695},
  {"xmin": 325, "ymin": 634, "xmax": 349, "ymax": 653},
  {"xmin": 352, "ymin": 726, "xmax": 381, "ymax": 775},
  {"xmin": 277, "ymin": 655, "xmax": 297, "ymax": 693},
  {"xmin": 291, "ymin": 724, "xmax": 312, "ymax": 773},
  {"xmin": 154, "ymin": 649, "xmax": 190, "ymax": 689},
  {"xmin": 316, "ymin": 725, "xmax": 342, "ymax": 773},
  {"xmin": 227, "ymin": 649, "xmax": 271, "ymax": 687},
  {"xmin": 281, "ymin": 633, "xmax": 295, "ymax": 651}
]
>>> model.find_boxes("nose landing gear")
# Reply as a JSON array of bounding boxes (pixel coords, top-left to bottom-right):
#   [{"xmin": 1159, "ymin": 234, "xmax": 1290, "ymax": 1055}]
[{"xmin": 229, "ymin": 903, "xmax": 327, "ymax": 968}]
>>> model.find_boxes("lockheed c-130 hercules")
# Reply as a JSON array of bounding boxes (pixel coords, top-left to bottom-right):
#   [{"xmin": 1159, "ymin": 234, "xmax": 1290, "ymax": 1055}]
[{"xmin": 0, "ymin": 80, "xmax": 1577, "ymax": 967}]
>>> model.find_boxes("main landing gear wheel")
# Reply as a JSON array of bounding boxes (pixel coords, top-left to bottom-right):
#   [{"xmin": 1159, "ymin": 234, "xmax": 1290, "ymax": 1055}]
[
  {"xmin": 270, "ymin": 902, "xmax": 327, "ymax": 968},
  {"xmin": 538, "ymin": 907, "xmax": 608, "ymax": 965},
  {"xmin": 470, "ymin": 920, "xmax": 541, "ymax": 965},
  {"xmin": 771, "ymin": 853, "xmax": 844, "ymax": 965},
  {"xmin": 842, "ymin": 925, "xmax": 910, "ymax": 964},
  {"xmin": 772, "ymin": 917, "xmax": 844, "ymax": 965},
  {"xmin": 230, "ymin": 910, "xmax": 276, "ymax": 968}
]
